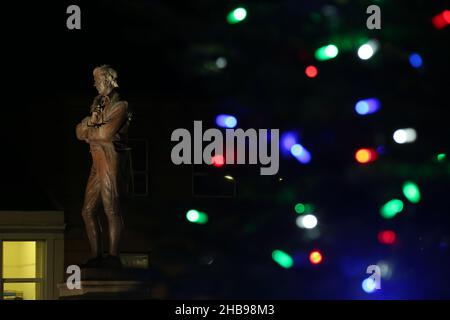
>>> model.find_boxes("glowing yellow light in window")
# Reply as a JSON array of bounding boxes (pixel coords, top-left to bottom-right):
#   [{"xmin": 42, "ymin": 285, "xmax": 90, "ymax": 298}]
[
  {"xmin": 2, "ymin": 241, "xmax": 36, "ymax": 278},
  {"xmin": 4, "ymin": 283, "xmax": 37, "ymax": 300}
]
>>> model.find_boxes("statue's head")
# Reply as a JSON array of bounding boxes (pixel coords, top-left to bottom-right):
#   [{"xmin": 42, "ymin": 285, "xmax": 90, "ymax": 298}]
[{"xmin": 93, "ymin": 65, "xmax": 119, "ymax": 96}]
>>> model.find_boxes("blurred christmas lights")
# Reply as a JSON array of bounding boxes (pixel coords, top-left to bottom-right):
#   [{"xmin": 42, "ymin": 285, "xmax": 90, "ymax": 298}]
[
  {"xmin": 227, "ymin": 7, "xmax": 247, "ymax": 24},
  {"xmin": 402, "ymin": 181, "xmax": 421, "ymax": 203},
  {"xmin": 357, "ymin": 40, "xmax": 379, "ymax": 60},
  {"xmin": 355, "ymin": 98, "xmax": 380, "ymax": 115},
  {"xmin": 281, "ymin": 131, "xmax": 298, "ymax": 155},
  {"xmin": 315, "ymin": 44, "xmax": 339, "ymax": 61},
  {"xmin": 305, "ymin": 65, "xmax": 318, "ymax": 78},
  {"xmin": 393, "ymin": 128, "xmax": 417, "ymax": 144},
  {"xmin": 215, "ymin": 57, "xmax": 227, "ymax": 69},
  {"xmin": 186, "ymin": 209, "xmax": 208, "ymax": 224},
  {"xmin": 378, "ymin": 230, "xmax": 397, "ymax": 245},
  {"xmin": 409, "ymin": 53, "xmax": 423, "ymax": 68},
  {"xmin": 272, "ymin": 250, "xmax": 294, "ymax": 269},
  {"xmin": 216, "ymin": 114, "xmax": 237, "ymax": 128},
  {"xmin": 355, "ymin": 148, "xmax": 378, "ymax": 164},
  {"xmin": 296, "ymin": 214, "xmax": 318, "ymax": 229},
  {"xmin": 294, "ymin": 203, "xmax": 315, "ymax": 214},
  {"xmin": 211, "ymin": 155, "xmax": 225, "ymax": 167},
  {"xmin": 437, "ymin": 153, "xmax": 446, "ymax": 162},
  {"xmin": 294, "ymin": 203, "xmax": 305, "ymax": 214},
  {"xmin": 362, "ymin": 278, "xmax": 377, "ymax": 293},
  {"xmin": 380, "ymin": 199, "xmax": 404, "ymax": 219},
  {"xmin": 309, "ymin": 250, "xmax": 323, "ymax": 265},
  {"xmin": 291, "ymin": 144, "xmax": 312, "ymax": 164},
  {"xmin": 432, "ymin": 10, "xmax": 450, "ymax": 29},
  {"xmin": 358, "ymin": 44, "xmax": 373, "ymax": 60}
]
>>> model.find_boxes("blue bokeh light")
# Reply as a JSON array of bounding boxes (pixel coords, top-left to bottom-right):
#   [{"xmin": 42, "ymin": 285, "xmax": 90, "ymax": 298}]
[
  {"xmin": 355, "ymin": 98, "xmax": 380, "ymax": 115},
  {"xmin": 409, "ymin": 53, "xmax": 423, "ymax": 69},
  {"xmin": 281, "ymin": 131, "xmax": 298, "ymax": 154},
  {"xmin": 362, "ymin": 278, "xmax": 377, "ymax": 293},
  {"xmin": 290, "ymin": 143, "xmax": 312, "ymax": 164},
  {"xmin": 216, "ymin": 114, "xmax": 237, "ymax": 128}
]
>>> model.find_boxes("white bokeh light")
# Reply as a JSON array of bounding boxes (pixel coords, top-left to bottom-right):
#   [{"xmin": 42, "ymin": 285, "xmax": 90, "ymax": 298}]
[
  {"xmin": 358, "ymin": 44, "xmax": 374, "ymax": 60},
  {"xmin": 393, "ymin": 128, "xmax": 417, "ymax": 144},
  {"xmin": 296, "ymin": 214, "xmax": 318, "ymax": 229},
  {"xmin": 234, "ymin": 8, "xmax": 247, "ymax": 21},
  {"xmin": 216, "ymin": 57, "xmax": 227, "ymax": 69},
  {"xmin": 325, "ymin": 45, "xmax": 338, "ymax": 58}
]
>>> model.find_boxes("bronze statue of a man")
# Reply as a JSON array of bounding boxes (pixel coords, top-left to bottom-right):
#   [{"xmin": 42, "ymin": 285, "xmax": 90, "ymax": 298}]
[{"xmin": 76, "ymin": 65, "xmax": 132, "ymax": 267}]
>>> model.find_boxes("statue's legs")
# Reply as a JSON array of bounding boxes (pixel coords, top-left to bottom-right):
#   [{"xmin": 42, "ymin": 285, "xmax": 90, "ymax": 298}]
[
  {"xmin": 99, "ymin": 148, "xmax": 124, "ymax": 257},
  {"xmin": 81, "ymin": 165, "xmax": 102, "ymax": 258},
  {"xmin": 101, "ymin": 183, "xmax": 123, "ymax": 257}
]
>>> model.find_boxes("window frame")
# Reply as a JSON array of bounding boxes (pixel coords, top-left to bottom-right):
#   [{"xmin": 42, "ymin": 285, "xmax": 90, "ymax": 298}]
[
  {"xmin": 0, "ymin": 239, "xmax": 46, "ymax": 300},
  {"xmin": 0, "ymin": 210, "xmax": 65, "ymax": 300}
]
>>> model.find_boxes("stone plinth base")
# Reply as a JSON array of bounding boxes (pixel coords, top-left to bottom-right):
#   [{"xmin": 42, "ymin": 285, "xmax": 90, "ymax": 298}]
[
  {"xmin": 58, "ymin": 280, "xmax": 152, "ymax": 299},
  {"xmin": 58, "ymin": 268, "xmax": 156, "ymax": 300}
]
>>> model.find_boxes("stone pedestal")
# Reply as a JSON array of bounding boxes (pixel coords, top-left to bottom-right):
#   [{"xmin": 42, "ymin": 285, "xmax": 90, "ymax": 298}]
[{"xmin": 58, "ymin": 268, "xmax": 156, "ymax": 300}]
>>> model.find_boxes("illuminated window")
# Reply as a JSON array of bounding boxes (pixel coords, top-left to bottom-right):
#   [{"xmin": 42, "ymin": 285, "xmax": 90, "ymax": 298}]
[{"xmin": 0, "ymin": 241, "xmax": 45, "ymax": 300}]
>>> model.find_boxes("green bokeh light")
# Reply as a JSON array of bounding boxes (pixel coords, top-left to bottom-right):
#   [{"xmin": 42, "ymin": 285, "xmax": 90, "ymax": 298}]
[
  {"xmin": 294, "ymin": 203, "xmax": 315, "ymax": 214},
  {"xmin": 227, "ymin": 7, "xmax": 247, "ymax": 24},
  {"xmin": 272, "ymin": 250, "xmax": 294, "ymax": 269},
  {"xmin": 402, "ymin": 181, "xmax": 421, "ymax": 204},
  {"xmin": 380, "ymin": 199, "xmax": 404, "ymax": 219},
  {"xmin": 294, "ymin": 203, "xmax": 305, "ymax": 214},
  {"xmin": 315, "ymin": 44, "xmax": 339, "ymax": 61},
  {"xmin": 437, "ymin": 153, "xmax": 446, "ymax": 162},
  {"xmin": 186, "ymin": 209, "xmax": 208, "ymax": 224}
]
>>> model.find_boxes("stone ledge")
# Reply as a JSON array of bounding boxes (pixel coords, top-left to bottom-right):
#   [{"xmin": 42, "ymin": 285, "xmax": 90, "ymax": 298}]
[{"xmin": 58, "ymin": 280, "xmax": 153, "ymax": 299}]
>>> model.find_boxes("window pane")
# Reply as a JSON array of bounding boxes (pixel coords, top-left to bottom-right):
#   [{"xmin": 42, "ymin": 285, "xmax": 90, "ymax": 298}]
[
  {"xmin": 3, "ymin": 282, "xmax": 38, "ymax": 300},
  {"xmin": 2, "ymin": 241, "xmax": 36, "ymax": 278}
]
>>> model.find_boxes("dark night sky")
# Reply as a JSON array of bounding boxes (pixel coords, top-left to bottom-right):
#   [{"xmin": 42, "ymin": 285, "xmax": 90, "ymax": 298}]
[{"xmin": 3, "ymin": 0, "xmax": 448, "ymax": 206}]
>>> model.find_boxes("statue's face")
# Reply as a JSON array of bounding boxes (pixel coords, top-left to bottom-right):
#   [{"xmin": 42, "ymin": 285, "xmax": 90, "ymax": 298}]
[{"xmin": 94, "ymin": 73, "xmax": 110, "ymax": 96}]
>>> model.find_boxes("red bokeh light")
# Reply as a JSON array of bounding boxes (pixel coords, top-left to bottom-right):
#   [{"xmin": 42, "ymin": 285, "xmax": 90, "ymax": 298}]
[
  {"xmin": 432, "ymin": 10, "xmax": 450, "ymax": 29},
  {"xmin": 309, "ymin": 250, "xmax": 323, "ymax": 265},
  {"xmin": 305, "ymin": 65, "xmax": 318, "ymax": 78},
  {"xmin": 444, "ymin": 10, "xmax": 450, "ymax": 23},
  {"xmin": 355, "ymin": 148, "xmax": 378, "ymax": 164},
  {"xmin": 211, "ymin": 155, "xmax": 225, "ymax": 167},
  {"xmin": 378, "ymin": 230, "xmax": 397, "ymax": 245}
]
